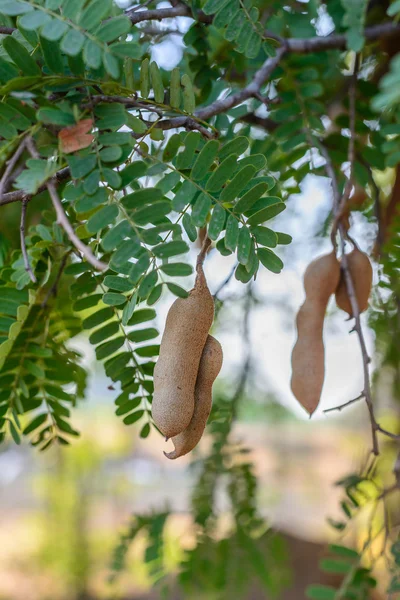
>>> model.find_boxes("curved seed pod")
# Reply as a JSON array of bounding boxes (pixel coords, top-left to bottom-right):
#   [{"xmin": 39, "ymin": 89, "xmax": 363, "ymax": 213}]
[
  {"xmin": 164, "ymin": 335, "xmax": 223, "ymax": 460},
  {"xmin": 152, "ymin": 263, "xmax": 214, "ymax": 438},
  {"xmin": 291, "ymin": 252, "xmax": 340, "ymax": 415},
  {"xmin": 335, "ymin": 248, "xmax": 373, "ymax": 316}
]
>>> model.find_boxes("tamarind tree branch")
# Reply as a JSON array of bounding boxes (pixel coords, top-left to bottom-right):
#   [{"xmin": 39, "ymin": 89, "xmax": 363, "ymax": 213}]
[
  {"xmin": 195, "ymin": 46, "xmax": 287, "ymax": 121},
  {"xmin": 332, "ymin": 55, "xmax": 360, "ymax": 235},
  {"xmin": 125, "ymin": 4, "xmax": 212, "ymax": 25},
  {"xmin": 0, "ymin": 167, "xmax": 70, "ymax": 207},
  {"xmin": 46, "ymin": 181, "xmax": 107, "ymax": 272},
  {"xmin": 25, "ymin": 138, "xmax": 107, "ymax": 273},
  {"xmin": 323, "ymin": 392, "xmax": 365, "ymax": 414},
  {"xmin": 0, "ymin": 138, "xmax": 27, "ymax": 200},
  {"xmin": 20, "ymin": 198, "xmax": 36, "ymax": 284},
  {"xmin": 196, "ymin": 236, "xmax": 212, "ymax": 269}
]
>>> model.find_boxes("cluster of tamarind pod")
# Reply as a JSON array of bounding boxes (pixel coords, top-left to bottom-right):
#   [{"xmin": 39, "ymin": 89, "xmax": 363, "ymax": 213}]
[
  {"xmin": 291, "ymin": 246, "xmax": 373, "ymax": 416},
  {"xmin": 152, "ymin": 244, "xmax": 222, "ymax": 459}
]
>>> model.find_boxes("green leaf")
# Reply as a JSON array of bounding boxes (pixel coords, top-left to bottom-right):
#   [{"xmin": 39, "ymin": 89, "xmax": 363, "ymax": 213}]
[
  {"xmin": 247, "ymin": 201, "xmax": 285, "ymax": 226},
  {"xmin": 122, "ymin": 187, "xmax": 163, "ymax": 210},
  {"xmin": 208, "ymin": 204, "xmax": 226, "ymax": 241},
  {"xmin": 104, "ymin": 276, "xmax": 132, "ymax": 292},
  {"xmin": 61, "ymin": 29, "xmax": 85, "ymax": 57},
  {"xmin": 191, "ymin": 193, "xmax": 211, "ymax": 227},
  {"xmin": 182, "ymin": 213, "xmax": 197, "ymax": 242},
  {"xmin": 83, "ymin": 307, "xmax": 114, "ymax": 329},
  {"xmin": 103, "ymin": 50, "xmax": 120, "ymax": 79},
  {"xmin": 122, "ymin": 293, "xmax": 138, "ymax": 326},
  {"xmin": 203, "ymin": 0, "xmax": 230, "ymax": 15},
  {"xmin": 163, "ymin": 134, "xmax": 181, "ymax": 162},
  {"xmin": 128, "ymin": 328, "xmax": 158, "ymax": 342},
  {"xmin": 0, "ymin": 1, "xmax": 33, "ymax": 15},
  {"xmin": 225, "ymin": 214, "xmax": 239, "ymax": 251},
  {"xmin": 251, "ymin": 226, "xmax": 277, "ymax": 248},
  {"xmin": 102, "ymin": 220, "xmax": 132, "ymax": 252},
  {"xmin": 14, "ymin": 159, "xmax": 53, "ymax": 194},
  {"xmin": 220, "ymin": 165, "xmax": 257, "ymax": 203},
  {"xmin": 37, "ymin": 107, "xmax": 75, "ymax": 126},
  {"xmin": 388, "ymin": 0, "xmax": 400, "ymax": 15},
  {"xmin": 112, "ymin": 239, "xmax": 141, "ymax": 267},
  {"xmin": 305, "ymin": 585, "xmax": 336, "ymax": 599},
  {"xmin": 87, "ymin": 205, "xmax": 118, "ymax": 234},
  {"xmin": 258, "ymin": 248, "xmax": 283, "ymax": 273},
  {"xmin": 19, "ymin": 9, "xmax": 50, "ymax": 30},
  {"xmin": 237, "ymin": 226, "xmax": 252, "ymax": 265},
  {"xmin": 23, "ymin": 413, "xmax": 48, "ymax": 435},
  {"xmin": 234, "ymin": 182, "xmax": 268, "ymax": 214},
  {"xmin": 96, "ymin": 337, "xmax": 125, "ymax": 360},
  {"xmin": 153, "ymin": 241, "xmax": 189, "ymax": 258},
  {"xmin": 150, "ymin": 61, "xmax": 164, "ymax": 103},
  {"xmin": 79, "ymin": 0, "xmax": 112, "ymax": 30},
  {"xmin": 206, "ymin": 154, "xmax": 238, "ymax": 192},
  {"xmin": 181, "ymin": 73, "xmax": 195, "ymax": 113},
  {"xmin": 96, "ymin": 15, "xmax": 131, "ymax": 42},
  {"xmin": 219, "ymin": 136, "xmax": 249, "ymax": 161},
  {"xmin": 172, "ymin": 180, "xmax": 197, "ymax": 211},
  {"xmin": 123, "ymin": 410, "xmax": 144, "ymax": 425},
  {"xmin": 138, "ymin": 270, "xmax": 158, "ymax": 298},
  {"xmin": 132, "ymin": 201, "xmax": 171, "ymax": 225},
  {"xmin": 3, "ymin": 36, "xmax": 41, "ymax": 75},
  {"xmin": 276, "ymin": 232, "xmax": 292, "ymax": 245},
  {"xmin": 110, "ymin": 42, "xmax": 141, "ymax": 59},
  {"xmin": 89, "ymin": 322, "xmax": 119, "ymax": 345},
  {"xmin": 329, "ymin": 544, "xmax": 359, "ymax": 559},
  {"xmin": 99, "ymin": 146, "xmax": 123, "ymax": 162},
  {"xmin": 39, "ymin": 35, "xmax": 64, "ymax": 73},
  {"xmin": 160, "ymin": 263, "xmax": 193, "ymax": 276},
  {"xmin": 191, "ymin": 140, "xmax": 219, "ymax": 181},
  {"xmin": 116, "ymin": 397, "xmax": 141, "ymax": 416},
  {"xmin": 129, "ymin": 253, "xmax": 150, "ymax": 284},
  {"xmin": 103, "ymin": 292, "xmax": 126, "ymax": 306},
  {"xmin": 9, "ymin": 419, "xmax": 20, "ymax": 445},
  {"xmin": 140, "ymin": 423, "xmax": 150, "ymax": 438},
  {"xmin": 170, "ymin": 67, "xmax": 181, "ymax": 109},
  {"xmin": 147, "ymin": 284, "xmax": 163, "ymax": 306},
  {"xmin": 140, "ymin": 57, "xmax": 150, "ymax": 99},
  {"xmin": 128, "ymin": 308, "xmax": 156, "ymax": 326},
  {"xmin": 68, "ymin": 154, "xmax": 97, "ymax": 179},
  {"xmin": 167, "ymin": 282, "xmax": 189, "ymax": 298},
  {"xmin": 319, "ymin": 558, "xmax": 352, "ymax": 574},
  {"xmin": 175, "ymin": 131, "xmax": 200, "ymax": 170},
  {"xmin": 40, "ymin": 18, "xmax": 68, "ymax": 41}
]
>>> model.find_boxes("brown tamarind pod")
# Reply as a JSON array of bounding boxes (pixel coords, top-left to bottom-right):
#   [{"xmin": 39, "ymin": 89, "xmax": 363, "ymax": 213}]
[
  {"xmin": 335, "ymin": 248, "xmax": 372, "ymax": 317},
  {"xmin": 152, "ymin": 262, "xmax": 214, "ymax": 438},
  {"xmin": 291, "ymin": 252, "xmax": 340, "ymax": 415},
  {"xmin": 164, "ymin": 335, "xmax": 223, "ymax": 460}
]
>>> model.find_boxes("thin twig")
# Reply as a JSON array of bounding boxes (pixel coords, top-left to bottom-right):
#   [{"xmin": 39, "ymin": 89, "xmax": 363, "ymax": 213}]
[
  {"xmin": 0, "ymin": 138, "xmax": 27, "ymax": 200},
  {"xmin": 25, "ymin": 137, "xmax": 107, "ymax": 272},
  {"xmin": 0, "ymin": 167, "xmax": 70, "ymax": 207},
  {"xmin": 339, "ymin": 229, "xmax": 380, "ymax": 456},
  {"xmin": 20, "ymin": 198, "xmax": 36, "ymax": 284},
  {"xmin": 213, "ymin": 264, "xmax": 237, "ymax": 300},
  {"xmin": 46, "ymin": 181, "xmax": 107, "ymax": 272},
  {"xmin": 195, "ymin": 46, "xmax": 286, "ymax": 121},
  {"xmin": 323, "ymin": 392, "xmax": 364, "ymax": 414},
  {"xmin": 331, "ymin": 55, "xmax": 360, "ymax": 238},
  {"xmin": 196, "ymin": 235, "xmax": 211, "ymax": 268},
  {"xmin": 41, "ymin": 250, "xmax": 72, "ymax": 307}
]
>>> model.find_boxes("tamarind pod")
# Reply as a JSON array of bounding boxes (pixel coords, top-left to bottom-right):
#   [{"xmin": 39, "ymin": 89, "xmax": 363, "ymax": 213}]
[
  {"xmin": 291, "ymin": 252, "xmax": 340, "ymax": 415},
  {"xmin": 164, "ymin": 335, "xmax": 223, "ymax": 460},
  {"xmin": 152, "ymin": 263, "xmax": 214, "ymax": 438},
  {"xmin": 335, "ymin": 248, "xmax": 373, "ymax": 317}
]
